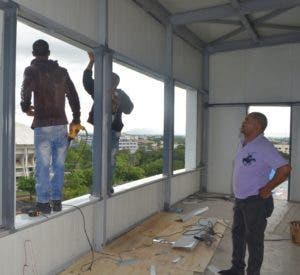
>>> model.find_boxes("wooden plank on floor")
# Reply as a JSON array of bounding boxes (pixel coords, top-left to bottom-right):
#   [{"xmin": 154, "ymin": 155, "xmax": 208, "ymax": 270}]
[{"xmin": 59, "ymin": 212, "xmax": 226, "ymax": 275}]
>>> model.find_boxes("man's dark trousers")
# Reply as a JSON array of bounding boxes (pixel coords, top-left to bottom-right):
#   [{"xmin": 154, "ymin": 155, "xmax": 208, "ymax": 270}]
[{"xmin": 231, "ymin": 195, "xmax": 274, "ymax": 275}]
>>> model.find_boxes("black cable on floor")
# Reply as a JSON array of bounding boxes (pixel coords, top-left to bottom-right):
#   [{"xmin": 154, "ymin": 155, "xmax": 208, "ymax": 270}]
[{"xmin": 63, "ymin": 204, "xmax": 95, "ymax": 272}]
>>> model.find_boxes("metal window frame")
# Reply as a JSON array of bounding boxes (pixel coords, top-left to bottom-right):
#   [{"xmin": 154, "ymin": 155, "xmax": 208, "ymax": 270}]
[{"xmin": 1, "ymin": 1, "xmax": 17, "ymax": 230}]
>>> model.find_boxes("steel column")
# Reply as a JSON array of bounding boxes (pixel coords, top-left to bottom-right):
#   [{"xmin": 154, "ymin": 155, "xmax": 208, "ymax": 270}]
[
  {"xmin": 200, "ymin": 51, "xmax": 209, "ymax": 192},
  {"xmin": 1, "ymin": 4, "xmax": 17, "ymax": 229},
  {"xmin": 163, "ymin": 23, "xmax": 174, "ymax": 211}
]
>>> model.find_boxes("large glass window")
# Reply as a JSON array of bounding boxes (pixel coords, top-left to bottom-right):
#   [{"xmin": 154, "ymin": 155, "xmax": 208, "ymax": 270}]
[
  {"xmin": 15, "ymin": 22, "xmax": 92, "ymax": 212},
  {"xmin": 173, "ymin": 86, "xmax": 197, "ymax": 173},
  {"xmin": 112, "ymin": 62, "xmax": 164, "ymax": 185},
  {"xmin": 173, "ymin": 86, "xmax": 186, "ymax": 171}
]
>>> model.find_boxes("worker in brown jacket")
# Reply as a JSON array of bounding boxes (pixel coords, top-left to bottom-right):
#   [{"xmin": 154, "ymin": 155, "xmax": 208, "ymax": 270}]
[{"xmin": 21, "ymin": 39, "xmax": 81, "ymax": 214}]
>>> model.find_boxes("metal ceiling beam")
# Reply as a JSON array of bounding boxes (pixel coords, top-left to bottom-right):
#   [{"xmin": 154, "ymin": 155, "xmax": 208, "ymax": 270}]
[
  {"xmin": 207, "ymin": 31, "xmax": 300, "ymax": 53},
  {"xmin": 253, "ymin": 7, "xmax": 294, "ymax": 25},
  {"xmin": 209, "ymin": 7, "xmax": 296, "ymax": 45},
  {"xmin": 210, "ymin": 26, "xmax": 244, "ymax": 45},
  {"xmin": 259, "ymin": 23, "xmax": 300, "ymax": 32},
  {"xmin": 203, "ymin": 7, "xmax": 294, "ymax": 26},
  {"xmin": 132, "ymin": 0, "xmax": 206, "ymax": 50},
  {"xmin": 170, "ymin": 0, "xmax": 300, "ymax": 26},
  {"xmin": 203, "ymin": 19, "xmax": 241, "ymax": 25},
  {"xmin": 231, "ymin": 0, "xmax": 259, "ymax": 42}
]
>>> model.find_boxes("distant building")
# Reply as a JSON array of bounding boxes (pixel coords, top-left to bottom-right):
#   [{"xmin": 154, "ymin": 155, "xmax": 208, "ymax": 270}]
[
  {"xmin": 15, "ymin": 123, "xmax": 34, "ymax": 177},
  {"xmin": 119, "ymin": 134, "xmax": 139, "ymax": 153}
]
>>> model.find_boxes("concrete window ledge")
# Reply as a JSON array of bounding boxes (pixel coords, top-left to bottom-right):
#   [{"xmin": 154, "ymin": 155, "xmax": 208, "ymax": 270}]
[{"xmin": 15, "ymin": 194, "xmax": 99, "ymax": 230}]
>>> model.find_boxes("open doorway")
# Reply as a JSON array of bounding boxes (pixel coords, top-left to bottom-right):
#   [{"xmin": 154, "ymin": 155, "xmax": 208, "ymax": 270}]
[{"xmin": 248, "ymin": 106, "xmax": 290, "ymax": 200}]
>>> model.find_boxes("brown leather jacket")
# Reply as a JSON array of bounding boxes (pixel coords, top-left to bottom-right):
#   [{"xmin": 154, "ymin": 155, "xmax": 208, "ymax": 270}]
[{"xmin": 20, "ymin": 58, "xmax": 80, "ymax": 128}]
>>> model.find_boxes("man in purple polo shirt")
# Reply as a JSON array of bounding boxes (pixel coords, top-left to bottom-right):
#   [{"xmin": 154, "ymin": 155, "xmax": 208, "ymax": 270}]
[{"xmin": 219, "ymin": 112, "xmax": 291, "ymax": 275}]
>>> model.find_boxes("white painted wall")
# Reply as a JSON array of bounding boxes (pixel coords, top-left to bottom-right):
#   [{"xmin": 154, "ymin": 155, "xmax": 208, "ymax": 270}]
[
  {"xmin": 210, "ymin": 44, "xmax": 300, "ymax": 104},
  {"xmin": 290, "ymin": 106, "xmax": 300, "ymax": 202},
  {"xmin": 173, "ymin": 36, "xmax": 202, "ymax": 89},
  {"xmin": 0, "ymin": 204, "xmax": 95, "ymax": 275},
  {"xmin": 106, "ymin": 181, "xmax": 164, "ymax": 240},
  {"xmin": 171, "ymin": 170, "xmax": 200, "ymax": 204},
  {"xmin": 14, "ymin": 0, "xmax": 100, "ymax": 42},
  {"xmin": 108, "ymin": 0, "xmax": 165, "ymax": 76},
  {"xmin": 207, "ymin": 107, "xmax": 246, "ymax": 194},
  {"xmin": 108, "ymin": 0, "xmax": 202, "ymax": 89}
]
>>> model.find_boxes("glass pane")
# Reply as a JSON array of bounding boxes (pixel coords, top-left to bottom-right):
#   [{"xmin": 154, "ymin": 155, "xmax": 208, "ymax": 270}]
[
  {"xmin": 112, "ymin": 62, "xmax": 164, "ymax": 186},
  {"xmin": 173, "ymin": 87, "xmax": 186, "ymax": 171}
]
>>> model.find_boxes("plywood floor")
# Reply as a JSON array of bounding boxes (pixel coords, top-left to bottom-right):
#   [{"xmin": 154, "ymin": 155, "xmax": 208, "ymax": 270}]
[{"xmin": 60, "ymin": 211, "xmax": 226, "ymax": 275}]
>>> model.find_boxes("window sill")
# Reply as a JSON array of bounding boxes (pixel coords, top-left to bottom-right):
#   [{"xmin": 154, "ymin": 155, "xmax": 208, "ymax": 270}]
[{"xmin": 15, "ymin": 194, "xmax": 99, "ymax": 230}]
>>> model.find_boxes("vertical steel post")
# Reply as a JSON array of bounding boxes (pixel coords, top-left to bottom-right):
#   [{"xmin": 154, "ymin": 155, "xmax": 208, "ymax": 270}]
[{"xmin": 163, "ymin": 23, "xmax": 174, "ymax": 210}]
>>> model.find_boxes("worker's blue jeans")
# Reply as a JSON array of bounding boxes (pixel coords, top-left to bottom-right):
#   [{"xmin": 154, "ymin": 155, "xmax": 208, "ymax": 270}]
[
  {"xmin": 34, "ymin": 125, "xmax": 68, "ymax": 203},
  {"xmin": 231, "ymin": 195, "xmax": 274, "ymax": 275}
]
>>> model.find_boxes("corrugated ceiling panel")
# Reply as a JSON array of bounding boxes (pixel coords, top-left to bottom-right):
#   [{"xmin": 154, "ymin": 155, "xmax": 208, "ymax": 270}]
[
  {"xmin": 188, "ymin": 22, "xmax": 238, "ymax": 43},
  {"xmin": 159, "ymin": 0, "xmax": 228, "ymax": 13},
  {"xmin": 226, "ymin": 30, "xmax": 253, "ymax": 42},
  {"xmin": 257, "ymin": 27, "xmax": 296, "ymax": 38},
  {"xmin": 268, "ymin": 6, "xmax": 300, "ymax": 25},
  {"xmin": 173, "ymin": 36, "xmax": 202, "ymax": 89},
  {"xmin": 14, "ymin": 0, "xmax": 99, "ymax": 42},
  {"xmin": 109, "ymin": 0, "xmax": 165, "ymax": 75},
  {"xmin": 210, "ymin": 44, "xmax": 300, "ymax": 103},
  {"xmin": 207, "ymin": 107, "xmax": 246, "ymax": 194}
]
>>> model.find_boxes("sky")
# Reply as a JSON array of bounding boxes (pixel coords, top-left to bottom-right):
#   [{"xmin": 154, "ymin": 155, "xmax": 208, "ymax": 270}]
[
  {"xmin": 249, "ymin": 106, "xmax": 290, "ymax": 138},
  {"xmin": 15, "ymin": 21, "xmax": 187, "ymax": 135}
]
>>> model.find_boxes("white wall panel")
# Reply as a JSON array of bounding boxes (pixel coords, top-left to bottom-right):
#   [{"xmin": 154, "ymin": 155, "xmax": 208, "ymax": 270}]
[
  {"xmin": 173, "ymin": 36, "xmax": 202, "ymax": 89},
  {"xmin": 210, "ymin": 44, "xmax": 300, "ymax": 103},
  {"xmin": 108, "ymin": 0, "xmax": 165, "ymax": 75},
  {"xmin": 106, "ymin": 181, "xmax": 164, "ymax": 240},
  {"xmin": 207, "ymin": 107, "xmax": 246, "ymax": 194},
  {"xmin": 0, "ymin": 205, "xmax": 95, "ymax": 275},
  {"xmin": 171, "ymin": 170, "xmax": 200, "ymax": 205},
  {"xmin": 14, "ymin": 0, "xmax": 99, "ymax": 42},
  {"xmin": 290, "ymin": 106, "xmax": 300, "ymax": 202}
]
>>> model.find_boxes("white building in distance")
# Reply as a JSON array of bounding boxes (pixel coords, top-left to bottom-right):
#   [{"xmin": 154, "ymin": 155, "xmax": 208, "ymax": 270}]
[
  {"xmin": 118, "ymin": 134, "xmax": 139, "ymax": 153},
  {"xmin": 15, "ymin": 123, "xmax": 34, "ymax": 177}
]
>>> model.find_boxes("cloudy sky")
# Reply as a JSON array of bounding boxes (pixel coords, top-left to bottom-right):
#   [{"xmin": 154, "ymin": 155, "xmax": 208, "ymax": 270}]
[{"xmin": 16, "ymin": 21, "xmax": 187, "ymax": 135}]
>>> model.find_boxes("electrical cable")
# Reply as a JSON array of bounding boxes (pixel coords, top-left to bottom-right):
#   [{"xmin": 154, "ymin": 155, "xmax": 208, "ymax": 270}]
[{"xmin": 63, "ymin": 204, "xmax": 95, "ymax": 272}]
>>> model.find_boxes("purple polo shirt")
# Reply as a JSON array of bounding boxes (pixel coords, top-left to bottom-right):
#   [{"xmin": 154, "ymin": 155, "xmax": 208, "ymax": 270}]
[{"xmin": 233, "ymin": 134, "xmax": 288, "ymax": 199}]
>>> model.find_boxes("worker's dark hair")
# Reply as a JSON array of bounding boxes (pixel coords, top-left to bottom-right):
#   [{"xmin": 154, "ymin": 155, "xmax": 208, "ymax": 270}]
[
  {"xmin": 112, "ymin": 72, "xmax": 120, "ymax": 87},
  {"xmin": 250, "ymin": 112, "xmax": 268, "ymax": 131},
  {"xmin": 32, "ymin": 39, "xmax": 50, "ymax": 57}
]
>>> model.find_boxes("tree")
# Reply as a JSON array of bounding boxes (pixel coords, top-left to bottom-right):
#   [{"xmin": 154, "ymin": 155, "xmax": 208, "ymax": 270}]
[{"xmin": 17, "ymin": 174, "xmax": 35, "ymax": 200}]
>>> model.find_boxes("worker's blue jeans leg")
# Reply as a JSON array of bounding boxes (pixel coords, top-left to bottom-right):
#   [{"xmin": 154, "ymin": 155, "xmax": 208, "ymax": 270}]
[
  {"xmin": 232, "ymin": 196, "xmax": 271, "ymax": 275},
  {"xmin": 34, "ymin": 125, "xmax": 68, "ymax": 203},
  {"xmin": 111, "ymin": 130, "xmax": 120, "ymax": 176}
]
